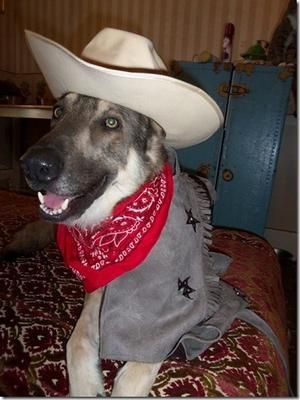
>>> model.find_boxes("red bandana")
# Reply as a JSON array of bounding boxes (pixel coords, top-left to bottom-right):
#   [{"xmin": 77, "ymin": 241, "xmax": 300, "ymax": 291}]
[{"xmin": 56, "ymin": 163, "xmax": 174, "ymax": 292}]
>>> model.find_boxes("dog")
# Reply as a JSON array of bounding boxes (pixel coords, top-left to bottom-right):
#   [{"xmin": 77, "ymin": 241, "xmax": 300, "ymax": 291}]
[
  {"xmin": 7, "ymin": 92, "xmax": 171, "ymax": 396},
  {"xmin": 5, "ymin": 28, "xmax": 231, "ymax": 397},
  {"xmin": 5, "ymin": 89, "xmax": 290, "ymax": 397}
]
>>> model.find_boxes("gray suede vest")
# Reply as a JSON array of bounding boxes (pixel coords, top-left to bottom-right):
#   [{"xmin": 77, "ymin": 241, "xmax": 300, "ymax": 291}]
[{"xmin": 99, "ymin": 150, "xmax": 248, "ymax": 363}]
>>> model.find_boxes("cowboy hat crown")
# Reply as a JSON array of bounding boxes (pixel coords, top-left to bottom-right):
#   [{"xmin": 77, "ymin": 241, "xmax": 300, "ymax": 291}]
[{"xmin": 82, "ymin": 28, "xmax": 167, "ymax": 71}]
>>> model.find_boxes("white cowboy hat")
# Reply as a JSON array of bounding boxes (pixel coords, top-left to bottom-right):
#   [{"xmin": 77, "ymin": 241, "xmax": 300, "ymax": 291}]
[{"xmin": 25, "ymin": 28, "xmax": 223, "ymax": 149}]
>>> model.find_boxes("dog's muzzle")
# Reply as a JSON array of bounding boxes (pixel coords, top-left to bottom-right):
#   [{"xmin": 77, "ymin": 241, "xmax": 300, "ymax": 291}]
[
  {"xmin": 19, "ymin": 145, "xmax": 110, "ymax": 222},
  {"xmin": 20, "ymin": 146, "xmax": 72, "ymax": 220},
  {"xmin": 20, "ymin": 146, "xmax": 64, "ymax": 189}
]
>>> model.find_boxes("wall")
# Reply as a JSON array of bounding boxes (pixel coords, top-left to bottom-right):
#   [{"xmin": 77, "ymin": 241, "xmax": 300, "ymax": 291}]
[
  {"xmin": 0, "ymin": 0, "xmax": 289, "ymax": 75},
  {"xmin": 0, "ymin": 0, "xmax": 16, "ymax": 73}
]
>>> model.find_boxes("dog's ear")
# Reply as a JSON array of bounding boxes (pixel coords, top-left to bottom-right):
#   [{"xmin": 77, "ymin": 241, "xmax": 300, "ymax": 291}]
[
  {"xmin": 144, "ymin": 118, "xmax": 167, "ymax": 171},
  {"xmin": 148, "ymin": 119, "xmax": 166, "ymax": 139}
]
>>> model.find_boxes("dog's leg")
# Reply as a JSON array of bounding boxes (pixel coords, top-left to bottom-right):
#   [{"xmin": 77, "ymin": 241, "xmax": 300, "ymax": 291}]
[
  {"xmin": 1, "ymin": 219, "xmax": 55, "ymax": 259},
  {"xmin": 111, "ymin": 361, "xmax": 162, "ymax": 397},
  {"xmin": 67, "ymin": 287, "xmax": 105, "ymax": 397}
]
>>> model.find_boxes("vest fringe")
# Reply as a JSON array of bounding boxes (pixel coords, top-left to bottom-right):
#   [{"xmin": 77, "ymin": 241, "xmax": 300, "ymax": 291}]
[{"xmin": 187, "ymin": 175, "xmax": 222, "ymax": 319}]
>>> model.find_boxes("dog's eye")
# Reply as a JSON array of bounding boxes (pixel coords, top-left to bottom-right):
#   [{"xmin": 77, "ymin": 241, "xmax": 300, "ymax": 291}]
[
  {"xmin": 53, "ymin": 106, "xmax": 63, "ymax": 120},
  {"xmin": 104, "ymin": 117, "xmax": 119, "ymax": 129}
]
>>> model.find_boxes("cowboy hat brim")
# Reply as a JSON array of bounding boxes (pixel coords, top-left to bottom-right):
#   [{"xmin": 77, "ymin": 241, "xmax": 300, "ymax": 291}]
[{"xmin": 25, "ymin": 30, "xmax": 223, "ymax": 149}]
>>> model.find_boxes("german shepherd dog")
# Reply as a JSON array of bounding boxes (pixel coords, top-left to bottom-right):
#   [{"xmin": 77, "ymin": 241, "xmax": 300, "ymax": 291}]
[{"xmin": 6, "ymin": 92, "xmax": 169, "ymax": 396}]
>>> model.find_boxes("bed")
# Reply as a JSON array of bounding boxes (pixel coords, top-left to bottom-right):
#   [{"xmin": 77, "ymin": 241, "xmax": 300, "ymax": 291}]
[{"xmin": 0, "ymin": 189, "xmax": 289, "ymax": 396}]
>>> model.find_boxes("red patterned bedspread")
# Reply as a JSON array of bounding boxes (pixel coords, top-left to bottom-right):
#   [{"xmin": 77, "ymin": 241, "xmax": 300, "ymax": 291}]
[{"xmin": 0, "ymin": 190, "xmax": 289, "ymax": 396}]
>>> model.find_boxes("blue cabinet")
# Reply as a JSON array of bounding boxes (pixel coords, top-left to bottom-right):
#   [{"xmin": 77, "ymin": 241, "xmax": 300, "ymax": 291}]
[{"xmin": 174, "ymin": 62, "xmax": 293, "ymax": 236}]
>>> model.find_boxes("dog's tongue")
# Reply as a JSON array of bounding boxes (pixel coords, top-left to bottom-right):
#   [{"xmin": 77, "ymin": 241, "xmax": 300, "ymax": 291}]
[{"xmin": 43, "ymin": 193, "xmax": 68, "ymax": 209}]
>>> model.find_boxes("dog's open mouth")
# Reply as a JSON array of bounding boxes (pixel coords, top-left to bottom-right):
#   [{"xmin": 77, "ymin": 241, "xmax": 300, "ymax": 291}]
[
  {"xmin": 36, "ymin": 175, "xmax": 110, "ymax": 222},
  {"xmin": 38, "ymin": 191, "xmax": 75, "ymax": 218}
]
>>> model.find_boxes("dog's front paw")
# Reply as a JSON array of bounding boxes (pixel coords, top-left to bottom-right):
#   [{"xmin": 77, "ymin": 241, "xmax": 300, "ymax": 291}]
[
  {"xmin": 68, "ymin": 362, "xmax": 105, "ymax": 397},
  {"xmin": 68, "ymin": 357, "xmax": 105, "ymax": 397},
  {"xmin": 67, "ymin": 389, "xmax": 106, "ymax": 398},
  {"xmin": 69, "ymin": 381, "xmax": 106, "ymax": 398},
  {"xmin": 111, "ymin": 361, "xmax": 161, "ymax": 397}
]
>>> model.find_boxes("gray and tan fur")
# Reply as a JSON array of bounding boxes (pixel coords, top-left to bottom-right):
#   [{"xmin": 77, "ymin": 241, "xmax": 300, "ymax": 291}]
[{"xmin": 6, "ymin": 93, "xmax": 168, "ymax": 396}]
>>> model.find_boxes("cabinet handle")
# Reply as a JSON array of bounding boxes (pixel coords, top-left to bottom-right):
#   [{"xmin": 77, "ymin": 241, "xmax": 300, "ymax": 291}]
[
  {"xmin": 222, "ymin": 169, "xmax": 234, "ymax": 181},
  {"xmin": 219, "ymin": 82, "xmax": 249, "ymax": 97}
]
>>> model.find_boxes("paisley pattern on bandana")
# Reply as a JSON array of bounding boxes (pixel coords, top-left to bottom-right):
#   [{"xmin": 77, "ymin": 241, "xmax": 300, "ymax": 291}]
[{"xmin": 56, "ymin": 163, "xmax": 174, "ymax": 292}]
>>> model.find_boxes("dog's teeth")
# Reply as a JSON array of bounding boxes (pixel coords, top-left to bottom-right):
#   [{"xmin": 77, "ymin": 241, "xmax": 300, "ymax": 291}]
[
  {"xmin": 38, "ymin": 191, "xmax": 44, "ymax": 204},
  {"xmin": 40, "ymin": 204, "xmax": 65, "ymax": 216},
  {"xmin": 61, "ymin": 198, "xmax": 69, "ymax": 211},
  {"xmin": 40, "ymin": 200, "xmax": 67, "ymax": 216}
]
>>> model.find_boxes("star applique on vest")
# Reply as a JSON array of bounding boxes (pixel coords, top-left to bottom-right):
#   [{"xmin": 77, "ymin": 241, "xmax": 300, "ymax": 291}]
[
  {"xmin": 178, "ymin": 276, "xmax": 196, "ymax": 300},
  {"xmin": 185, "ymin": 208, "xmax": 200, "ymax": 232}
]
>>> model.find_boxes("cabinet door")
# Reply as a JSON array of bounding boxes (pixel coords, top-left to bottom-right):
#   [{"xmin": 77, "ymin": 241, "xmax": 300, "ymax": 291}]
[
  {"xmin": 174, "ymin": 62, "xmax": 232, "ymax": 184},
  {"xmin": 213, "ymin": 65, "xmax": 293, "ymax": 236}
]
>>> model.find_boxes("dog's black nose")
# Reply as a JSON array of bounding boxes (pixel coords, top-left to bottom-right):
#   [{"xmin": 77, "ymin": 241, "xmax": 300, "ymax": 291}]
[{"xmin": 20, "ymin": 147, "xmax": 63, "ymax": 185}]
